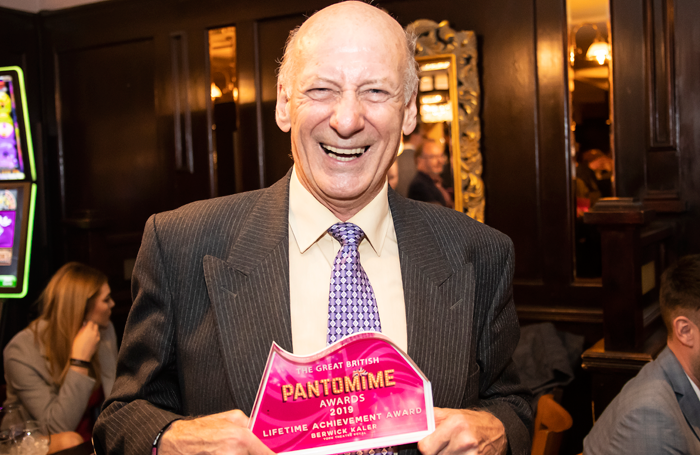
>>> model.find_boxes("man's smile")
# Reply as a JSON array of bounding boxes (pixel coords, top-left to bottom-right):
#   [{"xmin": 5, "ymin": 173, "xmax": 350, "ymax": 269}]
[{"xmin": 320, "ymin": 144, "xmax": 370, "ymax": 162}]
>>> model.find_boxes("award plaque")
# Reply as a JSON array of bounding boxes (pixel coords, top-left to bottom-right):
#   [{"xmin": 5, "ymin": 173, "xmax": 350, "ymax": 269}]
[{"xmin": 249, "ymin": 332, "xmax": 434, "ymax": 455}]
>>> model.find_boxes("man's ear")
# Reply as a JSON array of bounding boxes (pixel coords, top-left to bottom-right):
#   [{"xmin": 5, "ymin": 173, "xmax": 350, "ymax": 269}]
[
  {"xmin": 402, "ymin": 90, "xmax": 418, "ymax": 136},
  {"xmin": 672, "ymin": 315, "xmax": 697, "ymax": 348},
  {"xmin": 276, "ymin": 83, "xmax": 291, "ymax": 132}
]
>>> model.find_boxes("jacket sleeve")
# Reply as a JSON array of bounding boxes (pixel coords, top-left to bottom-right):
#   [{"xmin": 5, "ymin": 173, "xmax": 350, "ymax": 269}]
[
  {"xmin": 93, "ymin": 215, "xmax": 182, "ymax": 455},
  {"xmin": 584, "ymin": 403, "xmax": 689, "ymax": 455},
  {"xmin": 472, "ymin": 240, "xmax": 533, "ymax": 455},
  {"xmin": 4, "ymin": 333, "xmax": 96, "ymax": 433}
]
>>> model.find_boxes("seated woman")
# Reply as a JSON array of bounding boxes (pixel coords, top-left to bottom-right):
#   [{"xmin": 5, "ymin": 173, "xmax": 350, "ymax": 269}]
[{"xmin": 3, "ymin": 262, "xmax": 117, "ymax": 452}]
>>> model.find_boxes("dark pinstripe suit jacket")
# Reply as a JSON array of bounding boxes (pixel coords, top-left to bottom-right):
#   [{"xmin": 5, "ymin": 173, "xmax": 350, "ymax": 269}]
[{"xmin": 94, "ymin": 173, "xmax": 532, "ymax": 455}]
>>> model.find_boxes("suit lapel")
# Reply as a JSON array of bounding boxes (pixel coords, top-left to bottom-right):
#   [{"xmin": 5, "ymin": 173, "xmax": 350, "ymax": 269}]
[
  {"xmin": 660, "ymin": 347, "xmax": 700, "ymax": 441},
  {"xmin": 204, "ymin": 175, "xmax": 293, "ymax": 414},
  {"xmin": 389, "ymin": 191, "xmax": 476, "ymax": 408}
]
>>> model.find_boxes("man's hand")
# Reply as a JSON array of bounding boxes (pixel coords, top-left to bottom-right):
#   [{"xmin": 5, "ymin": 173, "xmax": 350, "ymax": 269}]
[
  {"xmin": 418, "ymin": 407, "xmax": 507, "ymax": 455},
  {"xmin": 158, "ymin": 409, "xmax": 276, "ymax": 455}
]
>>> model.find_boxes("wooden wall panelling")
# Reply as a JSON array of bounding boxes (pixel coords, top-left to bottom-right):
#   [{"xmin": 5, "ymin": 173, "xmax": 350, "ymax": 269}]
[
  {"xmin": 53, "ymin": 38, "xmax": 161, "ymax": 335},
  {"xmin": 234, "ymin": 21, "xmax": 263, "ymax": 193},
  {"xmin": 646, "ymin": 0, "xmax": 676, "ymax": 150},
  {"xmin": 170, "ymin": 28, "xmax": 213, "ymax": 208},
  {"xmin": 254, "ymin": 21, "xmax": 266, "ymax": 189},
  {"xmin": 610, "ymin": 0, "xmax": 646, "ymax": 199},
  {"xmin": 170, "ymin": 32, "xmax": 194, "ymax": 174},
  {"xmin": 533, "ymin": 0, "xmax": 574, "ymax": 285},
  {"xmin": 644, "ymin": 0, "xmax": 683, "ymax": 211},
  {"xmin": 258, "ymin": 14, "xmax": 307, "ymax": 186},
  {"xmin": 515, "ymin": 0, "xmax": 604, "ymax": 333},
  {"xmin": 55, "ymin": 39, "xmax": 160, "ymax": 232},
  {"xmin": 673, "ymin": 0, "xmax": 700, "ymax": 254},
  {"xmin": 42, "ymin": 3, "xmax": 184, "ymax": 335}
]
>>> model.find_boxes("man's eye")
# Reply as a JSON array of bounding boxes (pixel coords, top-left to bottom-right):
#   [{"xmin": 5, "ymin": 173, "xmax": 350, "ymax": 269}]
[
  {"xmin": 307, "ymin": 88, "xmax": 333, "ymax": 100},
  {"xmin": 365, "ymin": 89, "xmax": 390, "ymax": 101}
]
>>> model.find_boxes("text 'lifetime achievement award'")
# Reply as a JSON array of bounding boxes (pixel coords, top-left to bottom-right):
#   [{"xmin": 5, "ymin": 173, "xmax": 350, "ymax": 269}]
[{"xmin": 248, "ymin": 332, "xmax": 435, "ymax": 455}]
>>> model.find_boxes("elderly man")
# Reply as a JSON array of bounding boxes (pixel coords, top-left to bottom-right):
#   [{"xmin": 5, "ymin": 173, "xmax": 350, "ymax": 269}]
[
  {"xmin": 583, "ymin": 255, "xmax": 700, "ymax": 454},
  {"xmin": 93, "ymin": 2, "xmax": 531, "ymax": 455}
]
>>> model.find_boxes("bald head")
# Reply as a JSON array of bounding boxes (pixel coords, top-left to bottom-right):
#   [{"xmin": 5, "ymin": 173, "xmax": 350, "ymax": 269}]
[{"xmin": 278, "ymin": 1, "xmax": 418, "ymax": 105}]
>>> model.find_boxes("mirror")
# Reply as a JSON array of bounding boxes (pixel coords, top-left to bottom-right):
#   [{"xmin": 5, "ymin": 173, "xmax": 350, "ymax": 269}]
[
  {"xmin": 566, "ymin": 0, "xmax": 614, "ymax": 278},
  {"xmin": 399, "ymin": 20, "xmax": 483, "ymax": 222}
]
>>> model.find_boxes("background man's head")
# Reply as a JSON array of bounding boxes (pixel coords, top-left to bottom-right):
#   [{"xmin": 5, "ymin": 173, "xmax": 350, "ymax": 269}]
[
  {"xmin": 661, "ymin": 255, "xmax": 700, "ymax": 335},
  {"xmin": 415, "ymin": 139, "xmax": 447, "ymax": 179},
  {"xmin": 274, "ymin": 1, "xmax": 419, "ymax": 220},
  {"xmin": 660, "ymin": 255, "xmax": 700, "ymax": 383}
]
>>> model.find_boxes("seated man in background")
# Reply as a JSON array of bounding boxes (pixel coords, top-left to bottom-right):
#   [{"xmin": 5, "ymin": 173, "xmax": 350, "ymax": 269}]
[
  {"xmin": 583, "ymin": 254, "xmax": 700, "ymax": 454},
  {"xmin": 407, "ymin": 140, "xmax": 452, "ymax": 208}
]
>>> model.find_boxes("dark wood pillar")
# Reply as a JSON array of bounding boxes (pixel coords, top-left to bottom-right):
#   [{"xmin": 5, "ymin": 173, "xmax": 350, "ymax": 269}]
[{"xmin": 581, "ymin": 197, "xmax": 674, "ymax": 417}]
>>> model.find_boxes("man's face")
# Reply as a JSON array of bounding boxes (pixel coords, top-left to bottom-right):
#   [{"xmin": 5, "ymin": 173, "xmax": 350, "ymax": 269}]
[
  {"xmin": 419, "ymin": 141, "xmax": 447, "ymax": 178},
  {"xmin": 276, "ymin": 5, "xmax": 417, "ymax": 218}
]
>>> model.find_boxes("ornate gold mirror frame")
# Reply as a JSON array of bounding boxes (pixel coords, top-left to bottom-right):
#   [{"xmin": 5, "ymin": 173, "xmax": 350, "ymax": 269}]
[{"xmin": 407, "ymin": 20, "xmax": 484, "ymax": 222}]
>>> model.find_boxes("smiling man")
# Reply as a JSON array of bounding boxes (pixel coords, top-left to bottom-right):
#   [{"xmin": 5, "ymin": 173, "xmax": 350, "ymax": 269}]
[{"xmin": 93, "ymin": 3, "xmax": 531, "ymax": 455}]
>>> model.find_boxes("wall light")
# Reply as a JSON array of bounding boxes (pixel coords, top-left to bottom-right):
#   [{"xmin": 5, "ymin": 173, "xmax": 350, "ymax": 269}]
[
  {"xmin": 586, "ymin": 40, "xmax": 611, "ymax": 65},
  {"xmin": 211, "ymin": 83, "xmax": 222, "ymax": 99}
]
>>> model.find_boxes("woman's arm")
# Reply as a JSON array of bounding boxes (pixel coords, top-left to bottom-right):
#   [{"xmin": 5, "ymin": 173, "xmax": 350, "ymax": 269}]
[{"xmin": 3, "ymin": 331, "xmax": 96, "ymax": 434}]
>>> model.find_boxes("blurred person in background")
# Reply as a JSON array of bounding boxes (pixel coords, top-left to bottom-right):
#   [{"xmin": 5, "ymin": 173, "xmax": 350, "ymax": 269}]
[
  {"xmin": 3, "ymin": 262, "xmax": 117, "ymax": 453},
  {"xmin": 408, "ymin": 139, "xmax": 453, "ymax": 208}
]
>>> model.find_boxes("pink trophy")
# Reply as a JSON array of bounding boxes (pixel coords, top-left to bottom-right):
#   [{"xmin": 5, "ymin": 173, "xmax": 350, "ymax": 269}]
[{"xmin": 249, "ymin": 332, "xmax": 434, "ymax": 455}]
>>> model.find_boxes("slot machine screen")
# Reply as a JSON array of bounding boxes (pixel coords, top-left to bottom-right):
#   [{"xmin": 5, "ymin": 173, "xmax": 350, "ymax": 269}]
[
  {"xmin": 0, "ymin": 182, "xmax": 35, "ymax": 297},
  {"xmin": 0, "ymin": 67, "xmax": 36, "ymax": 298},
  {"xmin": 0, "ymin": 74, "xmax": 27, "ymax": 180}
]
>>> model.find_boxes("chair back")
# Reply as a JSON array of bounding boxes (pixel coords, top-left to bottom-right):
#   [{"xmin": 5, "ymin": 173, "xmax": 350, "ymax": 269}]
[{"xmin": 531, "ymin": 393, "xmax": 573, "ymax": 455}]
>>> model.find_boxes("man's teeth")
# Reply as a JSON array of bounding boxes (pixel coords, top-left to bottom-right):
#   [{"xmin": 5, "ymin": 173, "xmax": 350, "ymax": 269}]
[{"xmin": 322, "ymin": 144, "xmax": 367, "ymax": 161}]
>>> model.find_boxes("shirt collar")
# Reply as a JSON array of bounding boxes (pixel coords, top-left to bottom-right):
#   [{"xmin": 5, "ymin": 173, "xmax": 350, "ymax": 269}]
[{"xmin": 289, "ymin": 166, "xmax": 391, "ymax": 255}]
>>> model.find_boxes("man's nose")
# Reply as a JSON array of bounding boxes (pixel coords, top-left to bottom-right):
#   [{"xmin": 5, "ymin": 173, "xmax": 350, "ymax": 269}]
[{"xmin": 330, "ymin": 92, "xmax": 364, "ymax": 137}]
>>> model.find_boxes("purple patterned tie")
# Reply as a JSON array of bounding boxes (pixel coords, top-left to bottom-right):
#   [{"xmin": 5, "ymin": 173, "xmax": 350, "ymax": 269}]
[
  {"xmin": 327, "ymin": 222, "xmax": 382, "ymax": 345},
  {"xmin": 327, "ymin": 223, "xmax": 394, "ymax": 455}
]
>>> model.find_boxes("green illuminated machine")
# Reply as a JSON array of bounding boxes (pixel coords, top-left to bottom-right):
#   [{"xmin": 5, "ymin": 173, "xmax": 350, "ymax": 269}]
[{"xmin": 0, "ymin": 66, "xmax": 37, "ymax": 298}]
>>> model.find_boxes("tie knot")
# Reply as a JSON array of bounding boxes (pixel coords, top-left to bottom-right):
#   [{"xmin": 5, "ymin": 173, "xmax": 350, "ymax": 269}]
[{"xmin": 328, "ymin": 222, "xmax": 365, "ymax": 246}]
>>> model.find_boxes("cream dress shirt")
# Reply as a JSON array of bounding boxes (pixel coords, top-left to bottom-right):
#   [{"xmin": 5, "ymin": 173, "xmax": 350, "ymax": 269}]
[{"xmin": 289, "ymin": 167, "xmax": 407, "ymax": 355}]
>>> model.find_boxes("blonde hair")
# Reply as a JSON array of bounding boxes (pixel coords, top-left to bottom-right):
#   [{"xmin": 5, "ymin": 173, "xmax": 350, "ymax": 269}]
[{"xmin": 30, "ymin": 262, "xmax": 107, "ymax": 386}]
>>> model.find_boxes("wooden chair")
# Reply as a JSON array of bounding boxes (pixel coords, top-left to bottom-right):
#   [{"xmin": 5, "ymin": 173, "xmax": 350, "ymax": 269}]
[{"xmin": 531, "ymin": 393, "xmax": 573, "ymax": 455}]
